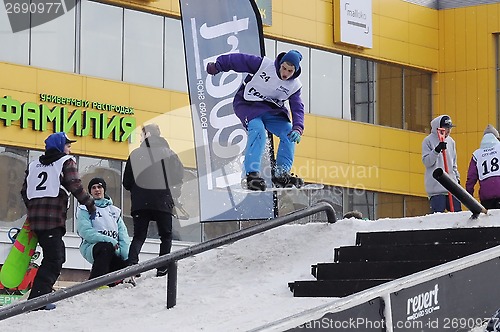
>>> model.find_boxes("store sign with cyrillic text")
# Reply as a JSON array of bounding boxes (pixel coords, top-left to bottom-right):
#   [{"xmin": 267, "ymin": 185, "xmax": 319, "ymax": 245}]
[{"xmin": 0, "ymin": 94, "xmax": 135, "ymax": 142}]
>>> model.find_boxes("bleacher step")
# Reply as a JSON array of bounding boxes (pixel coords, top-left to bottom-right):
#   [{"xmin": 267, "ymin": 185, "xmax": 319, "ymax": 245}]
[
  {"xmin": 312, "ymin": 260, "xmax": 446, "ymax": 280},
  {"xmin": 334, "ymin": 241, "xmax": 500, "ymax": 262},
  {"xmin": 289, "ymin": 227, "xmax": 500, "ymax": 298},
  {"xmin": 288, "ymin": 279, "xmax": 391, "ymax": 297},
  {"xmin": 355, "ymin": 227, "xmax": 500, "ymax": 246}
]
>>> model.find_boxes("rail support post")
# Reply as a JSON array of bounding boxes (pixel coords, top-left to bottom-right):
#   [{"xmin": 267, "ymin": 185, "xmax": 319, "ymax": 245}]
[{"xmin": 166, "ymin": 261, "xmax": 178, "ymax": 309}]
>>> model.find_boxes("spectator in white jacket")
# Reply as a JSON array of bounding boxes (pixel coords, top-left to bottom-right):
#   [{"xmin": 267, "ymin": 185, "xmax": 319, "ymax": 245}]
[
  {"xmin": 422, "ymin": 115, "xmax": 462, "ymax": 213},
  {"xmin": 76, "ymin": 178, "xmax": 130, "ymax": 283}
]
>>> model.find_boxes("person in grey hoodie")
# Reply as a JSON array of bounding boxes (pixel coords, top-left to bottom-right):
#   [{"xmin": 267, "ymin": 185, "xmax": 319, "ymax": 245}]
[
  {"xmin": 466, "ymin": 124, "xmax": 500, "ymax": 209},
  {"xmin": 422, "ymin": 115, "xmax": 462, "ymax": 213}
]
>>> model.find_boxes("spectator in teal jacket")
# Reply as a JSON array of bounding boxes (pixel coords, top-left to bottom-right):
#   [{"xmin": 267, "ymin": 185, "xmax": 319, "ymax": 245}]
[{"xmin": 76, "ymin": 178, "xmax": 130, "ymax": 281}]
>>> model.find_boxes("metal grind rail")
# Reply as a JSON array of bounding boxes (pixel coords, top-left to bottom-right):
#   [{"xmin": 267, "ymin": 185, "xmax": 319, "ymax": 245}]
[{"xmin": 0, "ymin": 201, "xmax": 337, "ymax": 320}]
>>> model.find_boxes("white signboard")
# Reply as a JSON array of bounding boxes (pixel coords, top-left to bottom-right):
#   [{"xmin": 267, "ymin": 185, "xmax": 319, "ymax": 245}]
[{"xmin": 338, "ymin": 0, "xmax": 372, "ymax": 48}]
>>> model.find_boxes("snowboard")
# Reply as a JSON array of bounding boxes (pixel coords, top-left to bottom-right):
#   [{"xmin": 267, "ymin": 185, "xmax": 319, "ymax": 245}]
[
  {"xmin": 0, "ymin": 220, "xmax": 39, "ymax": 289},
  {"xmin": 0, "ymin": 259, "xmax": 38, "ymax": 306},
  {"xmin": 219, "ymin": 183, "xmax": 324, "ymax": 193}
]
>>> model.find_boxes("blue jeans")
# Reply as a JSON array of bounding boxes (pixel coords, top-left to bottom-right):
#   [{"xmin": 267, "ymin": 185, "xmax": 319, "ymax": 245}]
[
  {"xmin": 244, "ymin": 112, "xmax": 294, "ymax": 176},
  {"xmin": 429, "ymin": 194, "xmax": 462, "ymax": 213}
]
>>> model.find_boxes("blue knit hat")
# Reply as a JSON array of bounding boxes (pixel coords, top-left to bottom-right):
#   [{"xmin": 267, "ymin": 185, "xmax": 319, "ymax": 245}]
[
  {"xmin": 280, "ymin": 50, "xmax": 302, "ymax": 71},
  {"xmin": 45, "ymin": 132, "xmax": 76, "ymax": 152}
]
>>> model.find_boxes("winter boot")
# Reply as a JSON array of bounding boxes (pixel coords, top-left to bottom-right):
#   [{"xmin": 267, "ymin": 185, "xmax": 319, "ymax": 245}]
[
  {"xmin": 156, "ymin": 266, "xmax": 168, "ymax": 277},
  {"xmin": 124, "ymin": 276, "xmax": 137, "ymax": 286},
  {"xmin": 243, "ymin": 172, "xmax": 267, "ymax": 191},
  {"xmin": 272, "ymin": 172, "xmax": 304, "ymax": 188},
  {"xmin": 33, "ymin": 303, "xmax": 56, "ymax": 311}
]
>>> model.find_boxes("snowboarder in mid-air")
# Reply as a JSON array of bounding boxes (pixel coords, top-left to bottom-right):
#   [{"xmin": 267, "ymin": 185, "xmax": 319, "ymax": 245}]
[{"xmin": 207, "ymin": 50, "xmax": 305, "ymax": 191}]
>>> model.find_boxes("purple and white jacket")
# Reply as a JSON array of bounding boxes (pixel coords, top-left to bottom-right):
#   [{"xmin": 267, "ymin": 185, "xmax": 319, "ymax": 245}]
[
  {"xmin": 466, "ymin": 133, "xmax": 500, "ymax": 201},
  {"xmin": 214, "ymin": 52, "xmax": 305, "ymax": 134}
]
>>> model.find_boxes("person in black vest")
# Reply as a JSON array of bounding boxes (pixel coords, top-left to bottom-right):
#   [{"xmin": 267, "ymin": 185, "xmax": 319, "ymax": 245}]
[{"xmin": 123, "ymin": 124, "xmax": 184, "ymax": 277}]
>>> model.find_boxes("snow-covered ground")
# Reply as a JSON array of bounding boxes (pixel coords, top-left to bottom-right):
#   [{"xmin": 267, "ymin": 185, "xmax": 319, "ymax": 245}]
[{"xmin": 1, "ymin": 209, "xmax": 500, "ymax": 332}]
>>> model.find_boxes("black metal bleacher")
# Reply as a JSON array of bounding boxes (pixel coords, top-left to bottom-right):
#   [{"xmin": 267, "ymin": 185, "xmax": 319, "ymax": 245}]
[
  {"xmin": 289, "ymin": 227, "xmax": 500, "ymax": 297},
  {"xmin": 355, "ymin": 226, "xmax": 500, "ymax": 246}
]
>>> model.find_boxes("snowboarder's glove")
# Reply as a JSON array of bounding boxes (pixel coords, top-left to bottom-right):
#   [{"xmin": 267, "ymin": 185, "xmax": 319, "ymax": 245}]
[
  {"xmin": 287, "ymin": 129, "xmax": 301, "ymax": 144},
  {"xmin": 434, "ymin": 141, "xmax": 447, "ymax": 153},
  {"xmin": 206, "ymin": 62, "xmax": 221, "ymax": 75}
]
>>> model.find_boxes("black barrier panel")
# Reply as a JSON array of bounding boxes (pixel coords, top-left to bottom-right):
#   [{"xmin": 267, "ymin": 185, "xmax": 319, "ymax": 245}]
[
  {"xmin": 286, "ymin": 297, "xmax": 385, "ymax": 331},
  {"xmin": 390, "ymin": 257, "xmax": 500, "ymax": 332}
]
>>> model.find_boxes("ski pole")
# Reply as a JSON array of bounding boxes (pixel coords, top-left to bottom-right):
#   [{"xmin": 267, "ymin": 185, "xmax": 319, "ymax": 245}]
[{"xmin": 437, "ymin": 127, "xmax": 454, "ymax": 212}]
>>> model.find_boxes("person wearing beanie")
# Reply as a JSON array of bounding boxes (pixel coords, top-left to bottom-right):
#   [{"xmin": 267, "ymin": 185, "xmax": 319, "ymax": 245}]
[
  {"xmin": 484, "ymin": 124, "xmax": 500, "ymax": 139},
  {"xmin": 206, "ymin": 50, "xmax": 306, "ymax": 191},
  {"xmin": 466, "ymin": 124, "xmax": 500, "ymax": 209},
  {"xmin": 123, "ymin": 123, "xmax": 184, "ymax": 277},
  {"xmin": 343, "ymin": 210, "xmax": 364, "ymax": 220},
  {"xmin": 20, "ymin": 132, "xmax": 95, "ymax": 310},
  {"xmin": 142, "ymin": 123, "xmax": 162, "ymax": 138},
  {"xmin": 88, "ymin": 177, "xmax": 107, "ymax": 194},
  {"xmin": 76, "ymin": 177, "xmax": 132, "ymax": 285},
  {"xmin": 44, "ymin": 132, "xmax": 77, "ymax": 153},
  {"xmin": 422, "ymin": 115, "xmax": 462, "ymax": 213}
]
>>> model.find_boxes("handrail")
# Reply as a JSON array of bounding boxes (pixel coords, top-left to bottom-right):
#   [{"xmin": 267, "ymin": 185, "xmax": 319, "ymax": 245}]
[{"xmin": 0, "ymin": 201, "xmax": 336, "ymax": 320}]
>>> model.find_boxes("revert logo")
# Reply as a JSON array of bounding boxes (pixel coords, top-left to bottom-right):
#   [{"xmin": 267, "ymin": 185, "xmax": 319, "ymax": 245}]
[
  {"xmin": 406, "ymin": 284, "xmax": 440, "ymax": 320},
  {"xmin": 3, "ymin": 0, "xmax": 79, "ymax": 33}
]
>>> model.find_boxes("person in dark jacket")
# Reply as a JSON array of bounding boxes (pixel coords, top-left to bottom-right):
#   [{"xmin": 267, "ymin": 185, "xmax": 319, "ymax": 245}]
[
  {"xmin": 21, "ymin": 132, "xmax": 95, "ymax": 310},
  {"xmin": 466, "ymin": 124, "xmax": 500, "ymax": 209},
  {"xmin": 206, "ymin": 50, "xmax": 305, "ymax": 191},
  {"xmin": 123, "ymin": 124, "xmax": 184, "ymax": 277}
]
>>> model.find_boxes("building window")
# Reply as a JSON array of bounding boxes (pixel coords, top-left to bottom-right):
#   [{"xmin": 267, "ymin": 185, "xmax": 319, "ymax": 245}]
[
  {"xmin": 123, "ymin": 10, "xmax": 164, "ymax": 88},
  {"xmin": 164, "ymin": 18, "xmax": 188, "ymax": 92},
  {"xmin": 30, "ymin": 0, "xmax": 76, "ymax": 72},
  {"xmin": 0, "ymin": 147, "xmax": 28, "ymax": 228},
  {"xmin": 80, "ymin": 0, "xmax": 123, "ymax": 80},
  {"xmin": 376, "ymin": 192, "xmax": 404, "ymax": 219},
  {"xmin": 277, "ymin": 41, "xmax": 310, "ymax": 114},
  {"xmin": 351, "ymin": 58, "xmax": 376, "ymax": 124},
  {"xmin": 404, "ymin": 68, "xmax": 432, "ymax": 132},
  {"xmin": 264, "ymin": 38, "xmax": 276, "ymax": 58},
  {"xmin": 310, "ymin": 49, "xmax": 343, "ymax": 118},
  {"xmin": 344, "ymin": 190, "xmax": 429, "ymax": 220},
  {"xmin": 404, "ymin": 195, "xmax": 430, "ymax": 217},
  {"xmin": 0, "ymin": 8, "xmax": 29, "ymax": 64},
  {"xmin": 345, "ymin": 188, "xmax": 375, "ymax": 220},
  {"xmin": 353, "ymin": 59, "xmax": 432, "ymax": 133}
]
